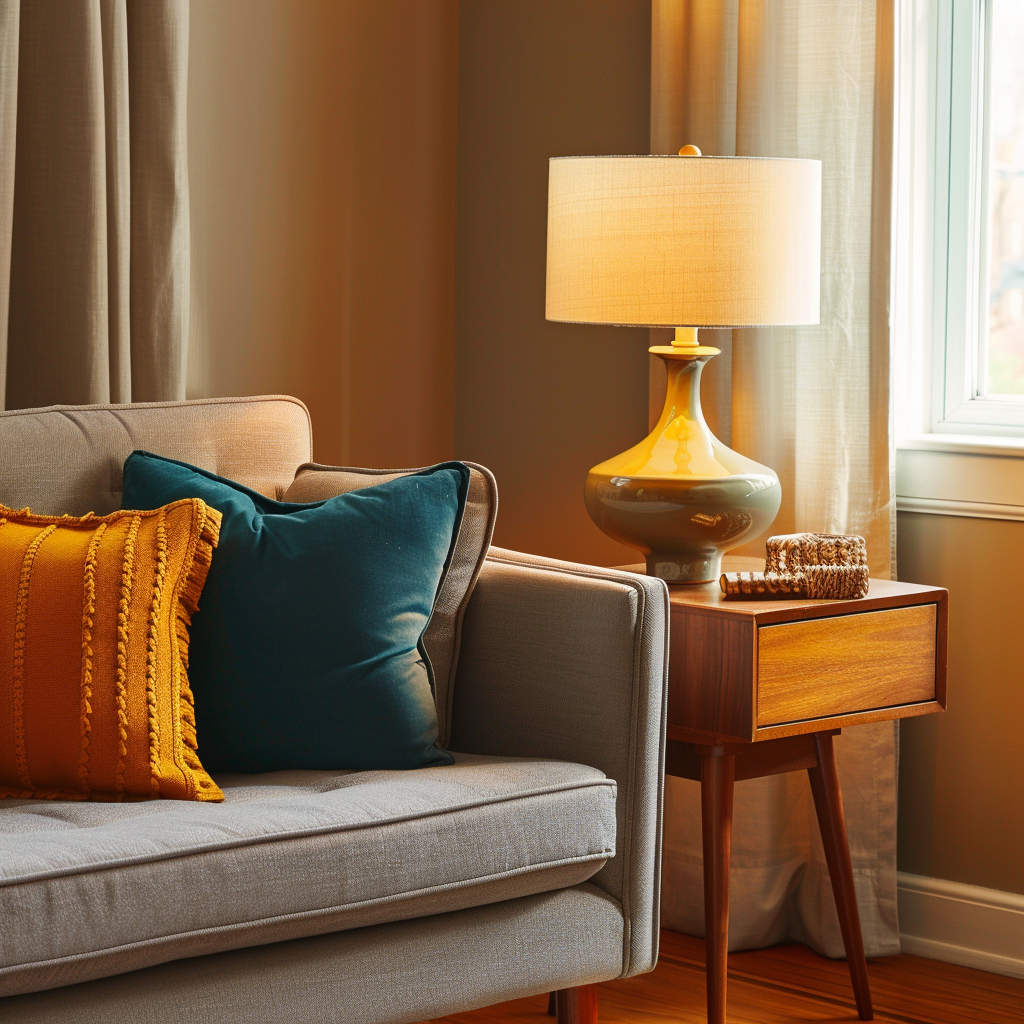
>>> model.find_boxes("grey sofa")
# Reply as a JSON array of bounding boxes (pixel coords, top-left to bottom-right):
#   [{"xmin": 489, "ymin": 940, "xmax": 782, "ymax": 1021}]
[{"xmin": 0, "ymin": 396, "xmax": 669, "ymax": 1024}]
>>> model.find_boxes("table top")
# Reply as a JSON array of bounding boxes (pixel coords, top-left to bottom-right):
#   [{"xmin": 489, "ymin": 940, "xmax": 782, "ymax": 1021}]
[{"xmin": 619, "ymin": 556, "xmax": 947, "ymax": 626}]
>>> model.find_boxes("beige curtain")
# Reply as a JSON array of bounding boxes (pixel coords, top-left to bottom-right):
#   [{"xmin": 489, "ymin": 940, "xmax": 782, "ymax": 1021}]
[
  {"xmin": 0, "ymin": 0, "xmax": 189, "ymax": 410},
  {"xmin": 652, "ymin": 0, "xmax": 899, "ymax": 957}
]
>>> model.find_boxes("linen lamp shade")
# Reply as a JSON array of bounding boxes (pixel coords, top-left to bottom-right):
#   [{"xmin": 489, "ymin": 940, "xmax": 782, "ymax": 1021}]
[
  {"xmin": 545, "ymin": 155, "xmax": 822, "ymax": 329},
  {"xmin": 545, "ymin": 150, "xmax": 823, "ymax": 584}
]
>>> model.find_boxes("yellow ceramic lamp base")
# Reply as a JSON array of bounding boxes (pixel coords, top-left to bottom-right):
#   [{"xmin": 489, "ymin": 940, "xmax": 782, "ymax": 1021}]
[{"xmin": 584, "ymin": 329, "xmax": 781, "ymax": 584}]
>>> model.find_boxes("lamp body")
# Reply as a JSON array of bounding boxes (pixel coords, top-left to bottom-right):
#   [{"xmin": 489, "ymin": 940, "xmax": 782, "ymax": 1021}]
[{"xmin": 585, "ymin": 346, "xmax": 781, "ymax": 583}]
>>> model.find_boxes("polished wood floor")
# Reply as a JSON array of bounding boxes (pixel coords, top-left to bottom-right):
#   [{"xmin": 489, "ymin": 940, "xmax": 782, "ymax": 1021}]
[{"xmin": 426, "ymin": 931, "xmax": 1024, "ymax": 1024}]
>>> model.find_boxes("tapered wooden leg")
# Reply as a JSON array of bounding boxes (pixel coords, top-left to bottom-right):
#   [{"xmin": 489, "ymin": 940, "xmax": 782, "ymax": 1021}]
[
  {"xmin": 701, "ymin": 748, "xmax": 735, "ymax": 1024},
  {"xmin": 554, "ymin": 985, "xmax": 598, "ymax": 1024},
  {"xmin": 547, "ymin": 991, "xmax": 557, "ymax": 1016},
  {"xmin": 808, "ymin": 732, "xmax": 874, "ymax": 1021}
]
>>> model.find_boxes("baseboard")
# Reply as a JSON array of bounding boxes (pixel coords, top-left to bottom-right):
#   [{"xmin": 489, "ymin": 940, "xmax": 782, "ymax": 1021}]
[{"xmin": 898, "ymin": 871, "xmax": 1024, "ymax": 979}]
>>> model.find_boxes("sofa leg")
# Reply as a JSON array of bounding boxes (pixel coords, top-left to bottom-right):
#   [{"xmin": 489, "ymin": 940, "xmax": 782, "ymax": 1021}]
[{"xmin": 554, "ymin": 985, "xmax": 598, "ymax": 1024}]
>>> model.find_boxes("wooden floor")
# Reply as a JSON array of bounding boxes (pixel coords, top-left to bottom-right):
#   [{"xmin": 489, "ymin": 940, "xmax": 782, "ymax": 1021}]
[{"xmin": 426, "ymin": 931, "xmax": 1024, "ymax": 1024}]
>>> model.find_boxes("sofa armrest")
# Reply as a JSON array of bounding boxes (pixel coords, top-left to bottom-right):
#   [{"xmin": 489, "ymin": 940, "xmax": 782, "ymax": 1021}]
[{"xmin": 448, "ymin": 546, "xmax": 669, "ymax": 978}]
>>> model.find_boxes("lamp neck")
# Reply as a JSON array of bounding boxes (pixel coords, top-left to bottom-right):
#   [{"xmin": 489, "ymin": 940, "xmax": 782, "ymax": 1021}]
[
  {"xmin": 672, "ymin": 326, "xmax": 699, "ymax": 349},
  {"xmin": 655, "ymin": 351, "xmax": 713, "ymax": 434}
]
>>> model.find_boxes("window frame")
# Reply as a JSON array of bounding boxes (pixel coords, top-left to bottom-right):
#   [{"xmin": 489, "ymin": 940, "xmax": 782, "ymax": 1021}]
[{"xmin": 898, "ymin": 0, "xmax": 1024, "ymax": 443}]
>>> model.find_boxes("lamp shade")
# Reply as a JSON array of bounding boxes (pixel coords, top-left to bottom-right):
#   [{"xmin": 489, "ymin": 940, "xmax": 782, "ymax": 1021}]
[{"xmin": 545, "ymin": 155, "xmax": 822, "ymax": 328}]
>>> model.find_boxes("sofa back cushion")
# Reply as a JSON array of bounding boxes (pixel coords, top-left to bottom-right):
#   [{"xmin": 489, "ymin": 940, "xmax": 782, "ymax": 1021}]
[
  {"xmin": 284, "ymin": 462, "xmax": 498, "ymax": 748},
  {"xmin": 0, "ymin": 397, "xmax": 311, "ymax": 516},
  {"xmin": 0, "ymin": 399, "xmax": 487, "ymax": 749}
]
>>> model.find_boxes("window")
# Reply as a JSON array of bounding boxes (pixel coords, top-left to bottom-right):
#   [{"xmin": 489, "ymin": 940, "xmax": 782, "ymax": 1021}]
[
  {"xmin": 896, "ymin": 0, "xmax": 1024, "ymax": 440},
  {"xmin": 984, "ymin": 1, "xmax": 1024, "ymax": 399}
]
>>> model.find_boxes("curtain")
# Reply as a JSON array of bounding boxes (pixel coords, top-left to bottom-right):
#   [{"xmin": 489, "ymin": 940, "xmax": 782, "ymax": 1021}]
[
  {"xmin": 652, "ymin": 0, "xmax": 899, "ymax": 957},
  {"xmin": 0, "ymin": 0, "xmax": 189, "ymax": 410}
]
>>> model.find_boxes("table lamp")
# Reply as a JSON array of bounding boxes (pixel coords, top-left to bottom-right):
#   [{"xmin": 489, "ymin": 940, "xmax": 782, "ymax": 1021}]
[{"xmin": 546, "ymin": 147, "xmax": 822, "ymax": 584}]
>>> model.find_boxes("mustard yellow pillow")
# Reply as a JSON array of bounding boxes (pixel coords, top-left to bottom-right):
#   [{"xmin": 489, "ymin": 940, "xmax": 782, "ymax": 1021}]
[{"xmin": 0, "ymin": 499, "xmax": 223, "ymax": 802}]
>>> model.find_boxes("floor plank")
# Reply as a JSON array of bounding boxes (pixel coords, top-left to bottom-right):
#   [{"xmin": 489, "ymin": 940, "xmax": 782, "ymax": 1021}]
[{"xmin": 425, "ymin": 931, "xmax": 1024, "ymax": 1024}]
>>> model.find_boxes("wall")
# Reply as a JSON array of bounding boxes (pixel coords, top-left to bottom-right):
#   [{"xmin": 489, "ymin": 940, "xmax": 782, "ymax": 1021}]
[
  {"xmin": 187, "ymin": 0, "xmax": 458, "ymax": 467},
  {"xmin": 188, "ymin": 0, "xmax": 652, "ymax": 561},
  {"xmin": 897, "ymin": 512, "xmax": 1024, "ymax": 895},
  {"xmin": 456, "ymin": 0, "xmax": 653, "ymax": 565}
]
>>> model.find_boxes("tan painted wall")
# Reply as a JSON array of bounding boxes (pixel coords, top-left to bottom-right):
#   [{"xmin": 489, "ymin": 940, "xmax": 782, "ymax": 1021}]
[
  {"xmin": 188, "ymin": 0, "xmax": 651, "ymax": 558},
  {"xmin": 187, "ymin": 0, "xmax": 458, "ymax": 468},
  {"xmin": 456, "ymin": 0, "xmax": 653, "ymax": 565},
  {"xmin": 897, "ymin": 512, "xmax": 1024, "ymax": 895}
]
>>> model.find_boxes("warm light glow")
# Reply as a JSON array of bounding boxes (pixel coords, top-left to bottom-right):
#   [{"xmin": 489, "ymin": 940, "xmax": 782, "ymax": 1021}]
[{"xmin": 545, "ymin": 155, "xmax": 822, "ymax": 328}]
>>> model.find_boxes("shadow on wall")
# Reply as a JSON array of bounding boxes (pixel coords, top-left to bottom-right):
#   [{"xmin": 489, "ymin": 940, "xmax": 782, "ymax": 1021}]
[
  {"xmin": 188, "ymin": 0, "xmax": 654, "ymax": 567},
  {"xmin": 456, "ymin": 0, "xmax": 653, "ymax": 566},
  {"xmin": 897, "ymin": 511, "xmax": 1024, "ymax": 896},
  {"xmin": 187, "ymin": 0, "xmax": 457, "ymax": 470}
]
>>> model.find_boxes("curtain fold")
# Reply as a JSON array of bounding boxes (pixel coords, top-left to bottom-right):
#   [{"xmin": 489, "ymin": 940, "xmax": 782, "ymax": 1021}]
[
  {"xmin": 652, "ymin": 0, "xmax": 900, "ymax": 957},
  {"xmin": 0, "ymin": 0, "xmax": 188, "ymax": 411}
]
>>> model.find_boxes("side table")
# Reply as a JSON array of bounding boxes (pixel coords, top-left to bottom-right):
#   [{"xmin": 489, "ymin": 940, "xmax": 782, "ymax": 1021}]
[{"xmin": 662, "ymin": 557, "xmax": 947, "ymax": 1024}]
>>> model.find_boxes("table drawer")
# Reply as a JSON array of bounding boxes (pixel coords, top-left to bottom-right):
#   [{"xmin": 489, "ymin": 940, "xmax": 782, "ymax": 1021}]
[{"xmin": 756, "ymin": 604, "xmax": 937, "ymax": 727}]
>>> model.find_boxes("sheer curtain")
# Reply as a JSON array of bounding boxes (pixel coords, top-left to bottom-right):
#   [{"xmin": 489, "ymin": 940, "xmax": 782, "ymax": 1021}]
[
  {"xmin": 0, "ymin": 0, "xmax": 189, "ymax": 410},
  {"xmin": 652, "ymin": 0, "xmax": 900, "ymax": 956}
]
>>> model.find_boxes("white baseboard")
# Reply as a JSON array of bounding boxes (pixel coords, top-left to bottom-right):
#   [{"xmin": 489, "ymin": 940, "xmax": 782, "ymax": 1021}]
[{"xmin": 897, "ymin": 871, "xmax": 1024, "ymax": 979}]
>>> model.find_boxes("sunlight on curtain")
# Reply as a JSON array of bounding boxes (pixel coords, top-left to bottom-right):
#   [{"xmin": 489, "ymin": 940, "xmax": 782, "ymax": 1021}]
[{"xmin": 652, "ymin": 0, "xmax": 900, "ymax": 957}]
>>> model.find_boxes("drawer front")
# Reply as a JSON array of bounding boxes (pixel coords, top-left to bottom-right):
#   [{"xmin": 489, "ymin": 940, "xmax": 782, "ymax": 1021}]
[{"xmin": 757, "ymin": 604, "xmax": 937, "ymax": 727}]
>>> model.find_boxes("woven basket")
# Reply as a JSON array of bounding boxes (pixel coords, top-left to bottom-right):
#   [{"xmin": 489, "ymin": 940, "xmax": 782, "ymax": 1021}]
[{"xmin": 721, "ymin": 533, "xmax": 870, "ymax": 600}]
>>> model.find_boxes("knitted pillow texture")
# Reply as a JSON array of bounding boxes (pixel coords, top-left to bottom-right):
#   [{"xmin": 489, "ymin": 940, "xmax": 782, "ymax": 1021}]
[{"xmin": 0, "ymin": 500, "xmax": 223, "ymax": 802}]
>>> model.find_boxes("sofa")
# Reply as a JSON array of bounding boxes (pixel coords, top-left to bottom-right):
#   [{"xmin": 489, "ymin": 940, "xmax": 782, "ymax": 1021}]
[{"xmin": 0, "ymin": 396, "xmax": 669, "ymax": 1024}]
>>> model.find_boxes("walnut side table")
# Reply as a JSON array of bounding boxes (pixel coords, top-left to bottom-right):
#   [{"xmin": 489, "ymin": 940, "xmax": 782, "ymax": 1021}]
[{"xmin": 662, "ymin": 557, "xmax": 947, "ymax": 1024}]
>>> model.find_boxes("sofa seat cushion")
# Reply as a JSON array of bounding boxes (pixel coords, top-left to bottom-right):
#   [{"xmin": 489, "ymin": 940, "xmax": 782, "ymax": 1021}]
[{"xmin": 0, "ymin": 754, "xmax": 616, "ymax": 998}]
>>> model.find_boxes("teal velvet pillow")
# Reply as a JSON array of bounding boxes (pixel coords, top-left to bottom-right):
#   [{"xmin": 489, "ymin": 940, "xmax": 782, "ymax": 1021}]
[{"xmin": 121, "ymin": 451, "xmax": 466, "ymax": 773}]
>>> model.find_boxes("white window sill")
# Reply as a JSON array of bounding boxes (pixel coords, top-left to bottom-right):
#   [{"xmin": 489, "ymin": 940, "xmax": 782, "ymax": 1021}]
[
  {"xmin": 896, "ymin": 435, "xmax": 1024, "ymax": 521},
  {"xmin": 898, "ymin": 433, "xmax": 1024, "ymax": 457}
]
